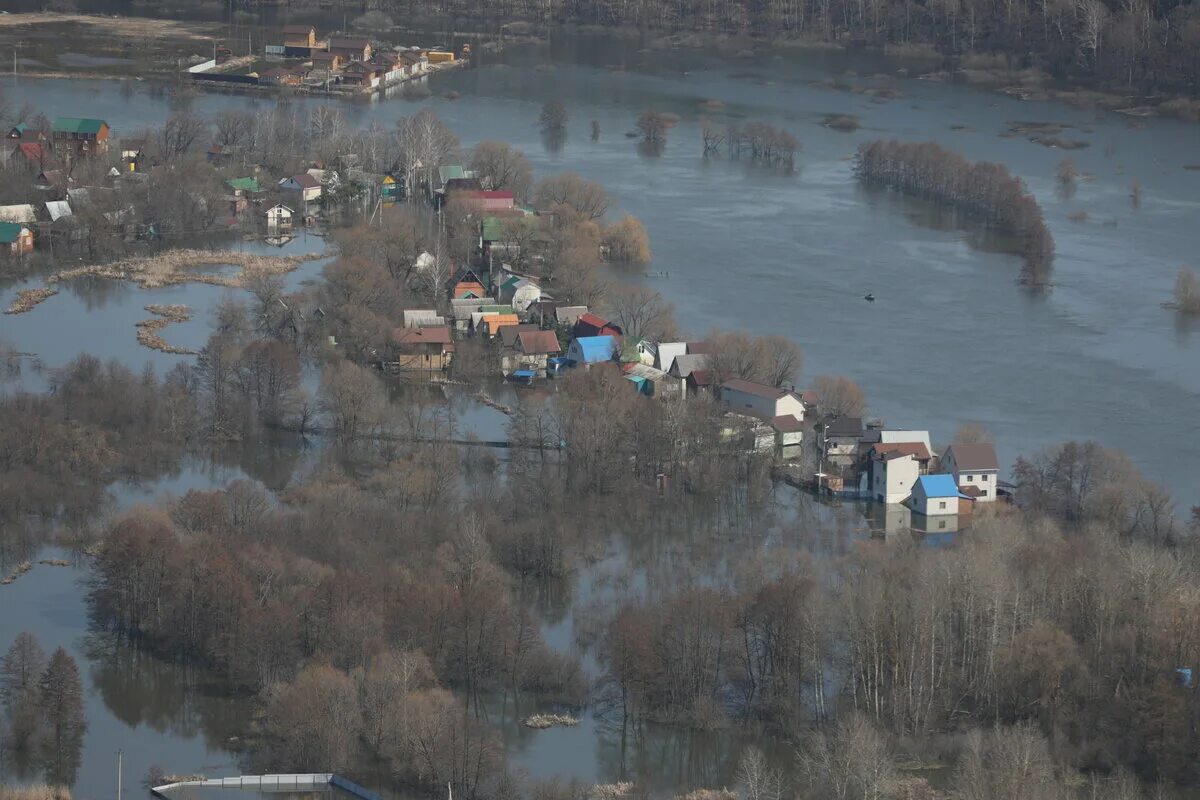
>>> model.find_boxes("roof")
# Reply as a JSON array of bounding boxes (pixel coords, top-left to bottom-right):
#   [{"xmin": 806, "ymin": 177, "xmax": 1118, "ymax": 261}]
[
  {"xmin": 498, "ymin": 323, "xmax": 539, "ymax": 348},
  {"xmin": 624, "ymin": 363, "xmax": 667, "ymax": 381},
  {"xmin": 945, "ymin": 442, "xmax": 999, "ymax": 471},
  {"xmin": 482, "ymin": 216, "xmax": 513, "ymax": 241},
  {"xmin": 771, "ymin": 414, "xmax": 805, "ymax": 433},
  {"xmin": 577, "ymin": 312, "xmax": 613, "ymax": 329},
  {"xmin": 571, "ymin": 335, "xmax": 618, "ymax": 362},
  {"xmin": 482, "ymin": 314, "xmax": 520, "ymax": 334},
  {"xmin": 267, "ymin": 204, "xmax": 294, "ymax": 213},
  {"xmin": 52, "ymin": 117, "xmax": 106, "ymax": 135},
  {"xmin": 916, "ymin": 474, "xmax": 963, "ymax": 499},
  {"xmin": 392, "ymin": 326, "xmax": 453, "ymax": 347},
  {"xmin": 518, "ymin": 330, "xmax": 561, "ymax": 355},
  {"xmin": 312, "ymin": 51, "xmax": 340, "ymax": 62},
  {"xmin": 0, "ymin": 205, "xmax": 37, "ymax": 224},
  {"xmin": 871, "ymin": 442, "xmax": 932, "ymax": 462},
  {"xmin": 721, "ymin": 378, "xmax": 793, "ymax": 400},
  {"xmin": 16, "ymin": 142, "xmax": 49, "ymax": 163},
  {"xmin": 0, "ymin": 221, "xmax": 29, "ymax": 243},
  {"xmin": 283, "ymin": 173, "xmax": 321, "ymax": 189},
  {"xmin": 227, "ymin": 177, "xmax": 262, "ymax": 193},
  {"xmin": 45, "ymin": 200, "xmax": 72, "ymax": 221},
  {"xmin": 688, "ymin": 369, "xmax": 713, "ymax": 387},
  {"xmin": 555, "ymin": 305, "xmax": 587, "ymax": 324},
  {"xmin": 438, "ymin": 165, "xmax": 466, "ymax": 184},
  {"xmin": 671, "ymin": 354, "xmax": 708, "ymax": 377},
  {"xmin": 823, "ymin": 416, "xmax": 864, "ymax": 437}
]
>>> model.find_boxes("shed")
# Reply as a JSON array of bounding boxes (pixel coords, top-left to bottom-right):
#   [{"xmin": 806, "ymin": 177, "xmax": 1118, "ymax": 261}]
[{"xmin": 0, "ymin": 221, "xmax": 34, "ymax": 255}]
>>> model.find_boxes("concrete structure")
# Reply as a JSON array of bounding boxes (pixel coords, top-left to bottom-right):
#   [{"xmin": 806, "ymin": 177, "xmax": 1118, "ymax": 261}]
[
  {"xmin": 719, "ymin": 379, "xmax": 807, "ymax": 421},
  {"xmin": 941, "ymin": 442, "xmax": 1000, "ymax": 502}
]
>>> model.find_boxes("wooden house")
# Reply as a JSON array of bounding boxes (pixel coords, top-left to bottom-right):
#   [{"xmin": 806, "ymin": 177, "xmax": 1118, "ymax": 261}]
[
  {"xmin": 0, "ymin": 222, "xmax": 34, "ymax": 255},
  {"xmin": 574, "ymin": 312, "xmax": 623, "ymax": 340},
  {"xmin": 282, "ymin": 24, "xmax": 317, "ymax": 50},
  {"xmin": 449, "ymin": 267, "xmax": 488, "ymax": 300},
  {"xmin": 278, "ymin": 173, "xmax": 322, "ymax": 203},
  {"xmin": 327, "ymin": 36, "xmax": 373, "ymax": 62},
  {"xmin": 51, "ymin": 118, "xmax": 110, "ymax": 158},
  {"xmin": 265, "ymin": 204, "xmax": 294, "ymax": 230},
  {"xmin": 390, "ymin": 325, "xmax": 455, "ymax": 371}
]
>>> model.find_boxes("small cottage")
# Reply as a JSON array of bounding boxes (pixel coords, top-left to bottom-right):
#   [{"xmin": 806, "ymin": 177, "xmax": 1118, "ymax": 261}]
[
  {"xmin": 507, "ymin": 330, "xmax": 561, "ymax": 372},
  {"xmin": 574, "ymin": 313, "xmax": 623, "ymax": 340},
  {"xmin": 866, "ymin": 442, "xmax": 931, "ymax": 505},
  {"xmin": 281, "ymin": 24, "xmax": 317, "ymax": 50},
  {"xmin": 278, "ymin": 173, "xmax": 322, "ymax": 203},
  {"xmin": 51, "ymin": 117, "xmax": 110, "ymax": 157},
  {"xmin": 567, "ymin": 335, "xmax": 618, "ymax": 366},
  {"xmin": 940, "ymin": 442, "xmax": 1000, "ymax": 502},
  {"xmin": 0, "ymin": 222, "xmax": 34, "ymax": 255},
  {"xmin": 390, "ymin": 325, "xmax": 455, "ymax": 371},
  {"xmin": 265, "ymin": 204, "xmax": 294, "ymax": 229},
  {"xmin": 327, "ymin": 36, "xmax": 373, "ymax": 62},
  {"xmin": 910, "ymin": 474, "xmax": 969, "ymax": 517}
]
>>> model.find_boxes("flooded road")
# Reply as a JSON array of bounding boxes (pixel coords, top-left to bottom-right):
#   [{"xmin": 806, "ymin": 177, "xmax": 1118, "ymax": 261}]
[{"xmin": 3, "ymin": 36, "xmax": 1199, "ymax": 501}]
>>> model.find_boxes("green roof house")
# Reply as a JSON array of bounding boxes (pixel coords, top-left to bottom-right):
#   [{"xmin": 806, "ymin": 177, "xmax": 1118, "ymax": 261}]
[
  {"xmin": 51, "ymin": 118, "xmax": 110, "ymax": 156},
  {"xmin": 227, "ymin": 177, "xmax": 263, "ymax": 194}
]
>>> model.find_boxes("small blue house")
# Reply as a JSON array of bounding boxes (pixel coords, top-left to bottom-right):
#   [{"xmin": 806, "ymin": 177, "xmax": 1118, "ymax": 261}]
[
  {"xmin": 567, "ymin": 335, "xmax": 618, "ymax": 366},
  {"xmin": 910, "ymin": 474, "xmax": 968, "ymax": 517}
]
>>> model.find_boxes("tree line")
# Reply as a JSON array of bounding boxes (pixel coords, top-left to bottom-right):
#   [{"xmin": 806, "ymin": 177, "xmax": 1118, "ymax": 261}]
[{"xmin": 854, "ymin": 139, "xmax": 1055, "ymax": 281}]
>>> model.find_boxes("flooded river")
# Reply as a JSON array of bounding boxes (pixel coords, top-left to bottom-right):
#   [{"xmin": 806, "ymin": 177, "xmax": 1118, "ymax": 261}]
[{"xmin": 1, "ymin": 27, "xmax": 1199, "ymax": 798}]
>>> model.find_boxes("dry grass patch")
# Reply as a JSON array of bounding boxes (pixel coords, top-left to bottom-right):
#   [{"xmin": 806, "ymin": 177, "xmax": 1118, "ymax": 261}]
[
  {"xmin": 5, "ymin": 287, "xmax": 59, "ymax": 315},
  {"xmin": 522, "ymin": 713, "xmax": 580, "ymax": 729},
  {"xmin": 47, "ymin": 248, "xmax": 318, "ymax": 290},
  {"xmin": 0, "ymin": 786, "xmax": 72, "ymax": 800},
  {"xmin": 589, "ymin": 784, "xmax": 633, "ymax": 800},
  {"xmin": 137, "ymin": 305, "xmax": 197, "ymax": 355},
  {"xmin": 1, "ymin": 561, "xmax": 33, "ymax": 585}
]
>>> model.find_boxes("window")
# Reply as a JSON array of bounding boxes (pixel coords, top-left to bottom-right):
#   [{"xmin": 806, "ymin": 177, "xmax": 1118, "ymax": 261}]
[
  {"xmin": 938, "ymin": 501, "xmax": 946, "ymax": 510},
  {"xmin": 966, "ymin": 474, "xmax": 974, "ymax": 482},
  {"xmin": 981, "ymin": 474, "xmax": 989, "ymax": 482},
  {"xmin": 938, "ymin": 520, "xmax": 947, "ymax": 529}
]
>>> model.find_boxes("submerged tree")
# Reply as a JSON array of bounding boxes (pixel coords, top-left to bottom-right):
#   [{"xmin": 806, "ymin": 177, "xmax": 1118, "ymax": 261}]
[
  {"xmin": 38, "ymin": 648, "xmax": 86, "ymax": 785},
  {"xmin": 1174, "ymin": 267, "xmax": 1200, "ymax": 313}
]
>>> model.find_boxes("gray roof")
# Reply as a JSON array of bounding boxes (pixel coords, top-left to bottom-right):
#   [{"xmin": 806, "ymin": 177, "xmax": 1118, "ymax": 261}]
[
  {"xmin": 45, "ymin": 200, "xmax": 73, "ymax": 222},
  {"xmin": 670, "ymin": 354, "xmax": 708, "ymax": 378},
  {"xmin": 554, "ymin": 305, "xmax": 587, "ymax": 325}
]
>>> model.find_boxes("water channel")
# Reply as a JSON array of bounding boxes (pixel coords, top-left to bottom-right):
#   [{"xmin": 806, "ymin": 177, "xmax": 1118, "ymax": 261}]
[{"xmin": 1, "ymin": 23, "xmax": 1199, "ymax": 799}]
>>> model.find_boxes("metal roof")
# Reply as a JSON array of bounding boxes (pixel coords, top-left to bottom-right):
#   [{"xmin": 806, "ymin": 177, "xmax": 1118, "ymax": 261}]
[
  {"xmin": 52, "ymin": 117, "xmax": 106, "ymax": 135},
  {"xmin": 916, "ymin": 474, "xmax": 962, "ymax": 498},
  {"xmin": 0, "ymin": 221, "xmax": 29, "ymax": 243},
  {"xmin": 570, "ymin": 335, "xmax": 618, "ymax": 362}
]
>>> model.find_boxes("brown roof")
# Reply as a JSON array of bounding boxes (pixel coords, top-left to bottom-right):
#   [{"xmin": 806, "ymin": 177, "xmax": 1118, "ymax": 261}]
[
  {"xmin": 518, "ymin": 330, "xmax": 561, "ymax": 355},
  {"xmin": 392, "ymin": 325, "xmax": 453, "ymax": 347},
  {"xmin": 771, "ymin": 414, "xmax": 804, "ymax": 433},
  {"xmin": 312, "ymin": 51, "xmax": 340, "ymax": 62},
  {"xmin": 688, "ymin": 370, "xmax": 712, "ymax": 387},
  {"xmin": 871, "ymin": 442, "xmax": 932, "ymax": 462},
  {"xmin": 289, "ymin": 173, "xmax": 321, "ymax": 189},
  {"xmin": 945, "ymin": 442, "xmax": 999, "ymax": 471},
  {"xmin": 960, "ymin": 485, "xmax": 984, "ymax": 497},
  {"xmin": 722, "ymin": 378, "xmax": 792, "ymax": 400},
  {"xmin": 498, "ymin": 323, "xmax": 539, "ymax": 348}
]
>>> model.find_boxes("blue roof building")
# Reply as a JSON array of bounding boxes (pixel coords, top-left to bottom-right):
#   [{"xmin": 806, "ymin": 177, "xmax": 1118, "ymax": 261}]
[
  {"xmin": 910, "ymin": 474, "xmax": 969, "ymax": 517},
  {"xmin": 567, "ymin": 335, "xmax": 618, "ymax": 365}
]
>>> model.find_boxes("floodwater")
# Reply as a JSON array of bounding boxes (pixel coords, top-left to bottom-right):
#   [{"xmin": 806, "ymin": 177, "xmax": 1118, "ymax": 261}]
[
  {"xmin": 2, "ymin": 26, "xmax": 1200, "ymax": 798},
  {"xmin": 3, "ymin": 37, "xmax": 1199, "ymax": 501}
]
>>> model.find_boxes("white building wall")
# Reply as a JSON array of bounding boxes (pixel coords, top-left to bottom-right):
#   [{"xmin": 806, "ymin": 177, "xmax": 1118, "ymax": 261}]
[
  {"xmin": 871, "ymin": 455, "xmax": 919, "ymax": 505},
  {"xmin": 721, "ymin": 387, "xmax": 776, "ymax": 418},
  {"xmin": 657, "ymin": 342, "xmax": 686, "ymax": 373},
  {"xmin": 943, "ymin": 452, "xmax": 999, "ymax": 502}
]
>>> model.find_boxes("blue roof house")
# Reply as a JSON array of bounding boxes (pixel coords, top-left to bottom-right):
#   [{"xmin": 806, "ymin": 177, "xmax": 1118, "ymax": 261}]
[
  {"xmin": 910, "ymin": 474, "xmax": 969, "ymax": 517},
  {"xmin": 567, "ymin": 335, "xmax": 618, "ymax": 366}
]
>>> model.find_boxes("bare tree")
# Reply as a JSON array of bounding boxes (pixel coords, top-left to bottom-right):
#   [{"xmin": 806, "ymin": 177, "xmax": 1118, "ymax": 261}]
[
  {"xmin": 534, "ymin": 173, "xmax": 609, "ymax": 220},
  {"xmin": 814, "ymin": 375, "xmax": 866, "ymax": 417},
  {"xmin": 603, "ymin": 286, "xmax": 677, "ymax": 341},
  {"xmin": 469, "ymin": 141, "xmax": 533, "ymax": 201}
]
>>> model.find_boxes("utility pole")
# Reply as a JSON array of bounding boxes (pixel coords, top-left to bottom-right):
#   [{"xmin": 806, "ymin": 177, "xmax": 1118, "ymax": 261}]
[{"xmin": 117, "ymin": 749, "xmax": 124, "ymax": 800}]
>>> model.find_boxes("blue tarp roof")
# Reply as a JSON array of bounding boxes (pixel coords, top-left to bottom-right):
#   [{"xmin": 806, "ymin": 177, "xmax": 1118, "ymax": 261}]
[
  {"xmin": 511, "ymin": 370, "xmax": 538, "ymax": 378},
  {"xmin": 572, "ymin": 335, "xmax": 617, "ymax": 362},
  {"xmin": 916, "ymin": 474, "xmax": 962, "ymax": 498}
]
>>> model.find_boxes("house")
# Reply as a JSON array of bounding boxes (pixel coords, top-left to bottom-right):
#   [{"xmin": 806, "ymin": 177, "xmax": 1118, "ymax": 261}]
[
  {"xmin": 719, "ymin": 379, "xmax": 807, "ymax": 421},
  {"xmin": 381, "ymin": 174, "xmax": 402, "ymax": 201},
  {"xmin": 567, "ymin": 335, "xmax": 618, "ymax": 366},
  {"xmin": 940, "ymin": 442, "xmax": 1000, "ymax": 502},
  {"xmin": 327, "ymin": 36, "xmax": 373, "ymax": 62},
  {"xmin": 574, "ymin": 313, "xmax": 623, "ymax": 340},
  {"xmin": 500, "ymin": 277, "xmax": 543, "ymax": 312},
  {"xmin": 686, "ymin": 370, "xmax": 714, "ymax": 396},
  {"xmin": 525, "ymin": 299, "xmax": 560, "ymax": 324},
  {"xmin": 497, "ymin": 323, "xmax": 540, "ymax": 350},
  {"xmin": 554, "ymin": 306, "xmax": 588, "ymax": 327},
  {"xmin": 819, "ymin": 416, "xmax": 864, "ymax": 459},
  {"xmin": 449, "ymin": 267, "xmax": 488, "ymax": 300},
  {"xmin": 654, "ymin": 342, "xmax": 687, "ymax": 373},
  {"xmin": 480, "ymin": 314, "xmax": 520, "ymax": 338},
  {"xmin": 910, "ymin": 474, "xmax": 970, "ymax": 517},
  {"xmin": 228, "ymin": 177, "xmax": 263, "ymax": 196},
  {"xmin": 265, "ymin": 204, "xmax": 294, "ymax": 229},
  {"xmin": 632, "ymin": 339, "xmax": 658, "ymax": 367},
  {"xmin": 437, "ymin": 165, "xmax": 466, "ymax": 191},
  {"xmin": 35, "ymin": 169, "xmax": 66, "ymax": 190},
  {"xmin": 45, "ymin": 200, "xmax": 73, "ymax": 222},
  {"xmin": 771, "ymin": 414, "xmax": 805, "ymax": 454},
  {"xmin": 450, "ymin": 297, "xmax": 499, "ymax": 332},
  {"xmin": 669, "ymin": 354, "xmax": 709, "ymax": 396},
  {"xmin": 425, "ymin": 49, "xmax": 456, "ymax": 63},
  {"xmin": 51, "ymin": 118, "xmax": 110, "ymax": 157},
  {"xmin": 467, "ymin": 305, "xmax": 515, "ymax": 333},
  {"xmin": 866, "ymin": 442, "xmax": 931, "ymax": 504},
  {"xmin": 456, "ymin": 190, "xmax": 515, "ymax": 212},
  {"xmin": 7, "ymin": 123, "xmax": 33, "ymax": 139},
  {"xmin": 509, "ymin": 329, "xmax": 561, "ymax": 372},
  {"xmin": 260, "ymin": 67, "xmax": 304, "ymax": 86},
  {"xmin": 403, "ymin": 309, "xmax": 444, "ymax": 328},
  {"xmin": 281, "ymin": 24, "xmax": 317, "ymax": 49},
  {"xmin": 311, "ymin": 51, "xmax": 344, "ymax": 73},
  {"xmin": 340, "ymin": 61, "xmax": 382, "ymax": 88},
  {"xmin": 390, "ymin": 325, "xmax": 455, "ymax": 371},
  {"xmin": 0, "ymin": 222, "xmax": 34, "ymax": 255},
  {"xmin": 278, "ymin": 173, "xmax": 322, "ymax": 203}
]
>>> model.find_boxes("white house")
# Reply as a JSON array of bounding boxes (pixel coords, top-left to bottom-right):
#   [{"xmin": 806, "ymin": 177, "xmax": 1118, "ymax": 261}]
[
  {"xmin": 869, "ymin": 451, "xmax": 921, "ymax": 505},
  {"xmin": 279, "ymin": 173, "xmax": 322, "ymax": 203},
  {"xmin": 941, "ymin": 442, "xmax": 1000, "ymax": 502},
  {"xmin": 265, "ymin": 204, "xmax": 294, "ymax": 229},
  {"xmin": 718, "ymin": 379, "xmax": 806, "ymax": 421},
  {"xmin": 509, "ymin": 279, "xmax": 544, "ymax": 313},
  {"xmin": 910, "ymin": 474, "xmax": 967, "ymax": 516},
  {"xmin": 771, "ymin": 414, "xmax": 804, "ymax": 457},
  {"xmin": 878, "ymin": 430, "xmax": 934, "ymax": 454}
]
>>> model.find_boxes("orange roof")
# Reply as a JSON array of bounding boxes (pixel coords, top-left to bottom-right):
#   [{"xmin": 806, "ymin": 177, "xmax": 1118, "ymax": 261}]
[
  {"xmin": 453, "ymin": 281, "xmax": 487, "ymax": 299},
  {"xmin": 482, "ymin": 314, "xmax": 519, "ymax": 335}
]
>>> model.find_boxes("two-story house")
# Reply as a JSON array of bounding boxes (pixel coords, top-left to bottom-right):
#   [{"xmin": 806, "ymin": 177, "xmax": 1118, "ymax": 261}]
[{"xmin": 940, "ymin": 442, "xmax": 1000, "ymax": 502}]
